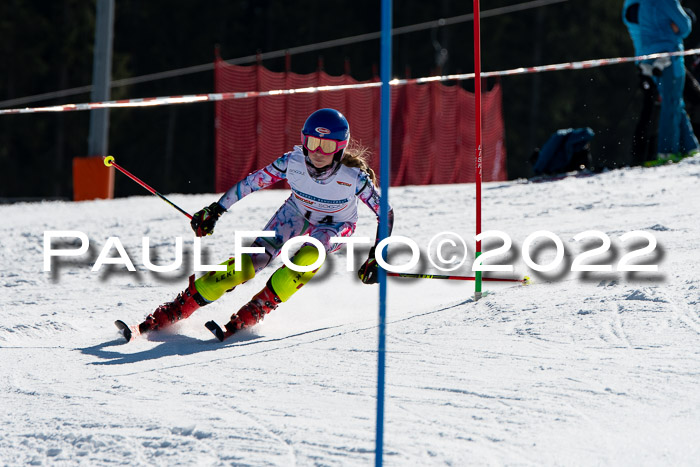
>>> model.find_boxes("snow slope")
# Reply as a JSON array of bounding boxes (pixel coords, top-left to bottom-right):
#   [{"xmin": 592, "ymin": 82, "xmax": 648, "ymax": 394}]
[{"xmin": 1, "ymin": 158, "xmax": 699, "ymax": 466}]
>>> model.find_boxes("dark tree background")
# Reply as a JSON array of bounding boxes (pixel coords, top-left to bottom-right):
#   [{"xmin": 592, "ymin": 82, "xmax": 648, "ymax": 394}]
[{"xmin": 1, "ymin": 0, "xmax": 699, "ymax": 199}]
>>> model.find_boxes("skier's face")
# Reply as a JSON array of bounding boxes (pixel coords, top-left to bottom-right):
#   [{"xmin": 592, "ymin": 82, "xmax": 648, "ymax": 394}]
[{"xmin": 307, "ymin": 149, "xmax": 335, "ymax": 168}]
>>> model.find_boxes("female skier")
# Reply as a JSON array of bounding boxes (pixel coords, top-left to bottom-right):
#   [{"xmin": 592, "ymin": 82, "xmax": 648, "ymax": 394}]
[{"xmin": 120, "ymin": 108, "xmax": 393, "ymax": 341}]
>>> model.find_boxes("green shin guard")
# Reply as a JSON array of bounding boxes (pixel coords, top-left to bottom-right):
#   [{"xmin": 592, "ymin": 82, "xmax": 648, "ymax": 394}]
[
  {"xmin": 269, "ymin": 245, "xmax": 323, "ymax": 302},
  {"xmin": 194, "ymin": 254, "xmax": 256, "ymax": 302}
]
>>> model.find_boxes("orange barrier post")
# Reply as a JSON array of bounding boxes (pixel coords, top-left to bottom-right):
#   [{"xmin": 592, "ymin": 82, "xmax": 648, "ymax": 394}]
[{"xmin": 72, "ymin": 156, "xmax": 114, "ymax": 201}]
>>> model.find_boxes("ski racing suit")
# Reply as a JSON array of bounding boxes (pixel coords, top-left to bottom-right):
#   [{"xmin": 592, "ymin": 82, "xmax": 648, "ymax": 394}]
[{"xmin": 194, "ymin": 146, "xmax": 394, "ymax": 304}]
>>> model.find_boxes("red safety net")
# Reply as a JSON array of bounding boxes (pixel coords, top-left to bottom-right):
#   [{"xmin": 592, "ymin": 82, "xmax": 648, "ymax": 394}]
[{"xmin": 214, "ymin": 57, "xmax": 507, "ymax": 192}]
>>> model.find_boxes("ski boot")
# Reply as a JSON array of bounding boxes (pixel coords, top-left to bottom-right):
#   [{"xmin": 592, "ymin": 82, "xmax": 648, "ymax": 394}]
[
  {"xmin": 139, "ymin": 274, "xmax": 208, "ymax": 334},
  {"xmin": 206, "ymin": 283, "xmax": 281, "ymax": 341},
  {"xmin": 227, "ymin": 282, "xmax": 281, "ymax": 332}
]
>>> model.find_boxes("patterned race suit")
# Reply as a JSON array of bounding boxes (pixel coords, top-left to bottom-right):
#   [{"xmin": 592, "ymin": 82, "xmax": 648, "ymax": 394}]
[{"xmin": 218, "ymin": 146, "xmax": 393, "ymax": 273}]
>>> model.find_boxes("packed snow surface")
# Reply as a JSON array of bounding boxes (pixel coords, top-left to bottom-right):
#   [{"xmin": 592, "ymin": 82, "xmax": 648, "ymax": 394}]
[{"xmin": 1, "ymin": 158, "xmax": 699, "ymax": 466}]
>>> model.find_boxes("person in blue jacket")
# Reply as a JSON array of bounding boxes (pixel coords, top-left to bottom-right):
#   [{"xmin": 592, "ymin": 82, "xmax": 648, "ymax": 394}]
[
  {"xmin": 638, "ymin": 0, "xmax": 699, "ymax": 161},
  {"xmin": 623, "ymin": 0, "xmax": 662, "ymax": 165}
]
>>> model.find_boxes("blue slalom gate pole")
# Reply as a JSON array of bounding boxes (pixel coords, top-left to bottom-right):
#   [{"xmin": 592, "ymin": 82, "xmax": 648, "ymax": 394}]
[{"xmin": 376, "ymin": 0, "xmax": 392, "ymax": 465}]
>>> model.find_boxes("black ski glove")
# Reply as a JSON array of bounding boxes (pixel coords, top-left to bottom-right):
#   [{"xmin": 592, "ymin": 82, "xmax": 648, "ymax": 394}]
[
  {"xmin": 191, "ymin": 202, "xmax": 226, "ymax": 237},
  {"xmin": 358, "ymin": 247, "xmax": 379, "ymax": 284}
]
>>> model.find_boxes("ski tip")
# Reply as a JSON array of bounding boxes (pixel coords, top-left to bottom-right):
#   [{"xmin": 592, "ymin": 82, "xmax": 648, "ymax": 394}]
[
  {"xmin": 205, "ymin": 321, "xmax": 225, "ymax": 342},
  {"xmin": 114, "ymin": 320, "xmax": 133, "ymax": 343}
]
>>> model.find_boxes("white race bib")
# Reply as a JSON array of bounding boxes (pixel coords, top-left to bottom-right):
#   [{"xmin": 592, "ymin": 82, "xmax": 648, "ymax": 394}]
[{"xmin": 286, "ymin": 148, "xmax": 359, "ymax": 224}]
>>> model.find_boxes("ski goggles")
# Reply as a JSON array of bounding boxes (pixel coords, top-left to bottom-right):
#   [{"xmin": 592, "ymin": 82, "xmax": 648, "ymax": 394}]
[{"xmin": 302, "ymin": 135, "xmax": 348, "ymax": 155}]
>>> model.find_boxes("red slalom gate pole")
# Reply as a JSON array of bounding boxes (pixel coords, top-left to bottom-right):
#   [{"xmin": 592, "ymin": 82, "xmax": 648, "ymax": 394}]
[
  {"xmin": 473, "ymin": 0, "xmax": 483, "ymax": 301},
  {"xmin": 387, "ymin": 272, "xmax": 529, "ymax": 284},
  {"xmin": 102, "ymin": 155, "xmax": 193, "ymax": 220}
]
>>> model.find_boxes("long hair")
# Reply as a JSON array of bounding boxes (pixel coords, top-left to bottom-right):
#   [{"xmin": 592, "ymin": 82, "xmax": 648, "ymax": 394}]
[{"xmin": 341, "ymin": 138, "xmax": 377, "ymax": 184}]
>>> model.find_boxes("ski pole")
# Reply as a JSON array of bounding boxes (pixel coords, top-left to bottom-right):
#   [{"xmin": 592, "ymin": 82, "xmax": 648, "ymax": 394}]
[
  {"xmin": 102, "ymin": 155, "xmax": 193, "ymax": 219},
  {"xmin": 387, "ymin": 272, "xmax": 529, "ymax": 284}
]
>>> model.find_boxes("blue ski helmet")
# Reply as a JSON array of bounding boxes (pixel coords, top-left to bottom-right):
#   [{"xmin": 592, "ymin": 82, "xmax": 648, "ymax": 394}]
[{"xmin": 301, "ymin": 108, "xmax": 350, "ymax": 155}]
